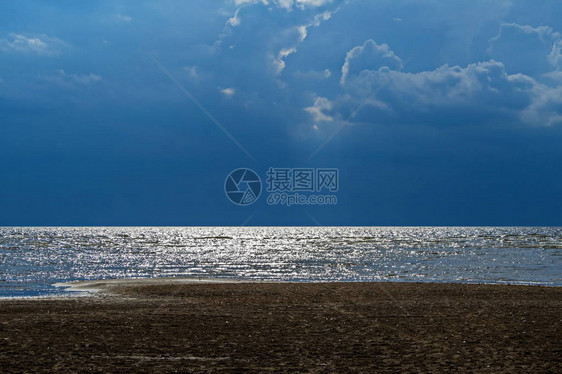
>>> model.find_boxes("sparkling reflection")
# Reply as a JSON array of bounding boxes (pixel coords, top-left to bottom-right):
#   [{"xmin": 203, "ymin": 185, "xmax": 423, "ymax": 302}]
[{"xmin": 0, "ymin": 227, "xmax": 561, "ymax": 296}]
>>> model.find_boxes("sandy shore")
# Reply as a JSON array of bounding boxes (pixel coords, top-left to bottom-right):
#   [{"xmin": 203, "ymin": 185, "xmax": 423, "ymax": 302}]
[{"xmin": 0, "ymin": 280, "xmax": 560, "ymax": 373}]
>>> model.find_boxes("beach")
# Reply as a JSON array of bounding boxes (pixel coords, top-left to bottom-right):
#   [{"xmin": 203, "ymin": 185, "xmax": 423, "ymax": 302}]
[{"xmin": 0, "ymin": 280, "xmax": 560, "ymax": 373}]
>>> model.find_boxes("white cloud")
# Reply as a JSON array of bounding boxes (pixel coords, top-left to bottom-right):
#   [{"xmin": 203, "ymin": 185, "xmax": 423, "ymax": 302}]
[
  {"xmin": 271, "ymin": 10, "xmax": 334, "ymax": 75},
  {"xmin": 220, "ymin": 87, "xmax": 236, "ymax": 96},
  {"xmin": 0, "ymin": 33, "xmax": 65, "ymax": 56},
  {"xmin": 220, "ymin": 1, "xmax": 560, "ymax": 128},
  {"xmin": 352, "ymin": 61, "xmax": 533, "ymax": 108},
  {"xmin": 234, "ymin": 0, "xmax": 268, "ymax": 5},
  {"xmin": 297, "ymin": 11, "xmax": 332, "ymax": 42},
  {"xmin": 543, "ymin": 71, "xmax": 562, "ymax": 83},
  {"xmin": 222, "ymin": 1, "xmax": 338, "ymax": 79},
  {"xmin": 281, "ymin": 0, "xmax": 333, "ymax": 9},
  {"xmin": 341, "ymin": 39, "xmax": 403, "ymax": 85},
  {"xmin": 293, "ymin": 68, "xmax": 331, "ymax": 79},
  {"xmin": 184, "ymin": 66, "xmax": 199, "ymax": 79},
  {"xmin": 330, "ymin": 39, "xmax": 562, "ymax": 127},
  {"xmin": 521, "ymin": 84, "xmax": 562, "ymax": 127},
  {"xmin": 272, "ymin": 47, "xmax": 297, "ymax": 74},
  {"xmin": 304, "ymin": 96, "xmax": 334, "ymax": 122},
  {"xmin": 550, "ymin": 44, "xmax": 562, "ymax": 71},
  {"xmin": 227, "ymin": 8, "xmax": 241, "ymax": 27},
  {"xmin": 297, "ymin": 25, "xmax": 308, "ymax": 41},
  {"xmin": 116, "ymin": 14, "xmax": 133, "ymax": 22},
  {"xmin": 43, "ymin": 69, "xmax": 102, "ymax": 87},
  {"xmin": 414, "ymin": 0, "xmax": 512, "ymax": 63},
  {"xmin": 234, "ymin": 0, "xmax": 332, "ymax": 9},
  {"xmin": 296, "ymin": 0, "xmax": 333, "ymax": 7},
  {"xmin": 489, "ymin": 23, "xmax": 562, "ymax": 75}
]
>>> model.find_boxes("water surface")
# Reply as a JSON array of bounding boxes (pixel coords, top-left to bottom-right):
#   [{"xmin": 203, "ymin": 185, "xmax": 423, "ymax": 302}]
[{"xmin": 1, "ymin": 227, "xmax": 561, "ymax": 297}]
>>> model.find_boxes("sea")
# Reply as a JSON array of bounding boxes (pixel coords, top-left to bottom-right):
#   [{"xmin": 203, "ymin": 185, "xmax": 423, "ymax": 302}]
[{"xmin": 1, "ymin": 227, "xmax": 561, "ymax": 297}]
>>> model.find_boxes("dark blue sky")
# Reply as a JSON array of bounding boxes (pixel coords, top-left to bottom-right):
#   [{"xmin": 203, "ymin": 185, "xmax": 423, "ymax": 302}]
[{"xmin": 1, "ymin": 0, "xmax": 561, "ymax": 226}]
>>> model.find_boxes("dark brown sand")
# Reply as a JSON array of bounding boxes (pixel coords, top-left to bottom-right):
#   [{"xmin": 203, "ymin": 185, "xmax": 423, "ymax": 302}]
[{"xmin": 0, "ymin": 281, "xmax": 561, "ymax": 373}]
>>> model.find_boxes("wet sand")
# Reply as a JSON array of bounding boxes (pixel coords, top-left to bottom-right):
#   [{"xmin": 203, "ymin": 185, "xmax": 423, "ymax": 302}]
[{"xmin": 0, "ymin": 280, "xmax": 560, "ymax": 373}]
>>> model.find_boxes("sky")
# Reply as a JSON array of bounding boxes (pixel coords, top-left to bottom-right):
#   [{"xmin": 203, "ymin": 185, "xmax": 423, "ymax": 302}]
[{"xmin": 0, "ymin": 0, "xmax": 561, "ymax": 226}]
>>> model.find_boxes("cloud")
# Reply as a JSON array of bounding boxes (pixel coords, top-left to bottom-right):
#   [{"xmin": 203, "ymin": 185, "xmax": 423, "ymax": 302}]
[
  {"xmin": 179, "ymin": 1, "xmax": 562, "ymax": 131},
  {"xmin": 233, "ymin": 0, "xmax": 267, "ymax": 5},
  {"xmin": 220, "ymin": 87, "xmax": 236, "ymax": 97},
  {"xmin": 272, "ymin": 47, "xmax": 297, "ymax": 74},
  {"xmin": 521, "ymin": 84, "xmax": 562, "ymax": 127},
  {"xmin": 116, "ymin": 14, "xmax": 133, "ymax": 22},
  {"xmin": 298, "ymin": 25, "xmax": 308, "ymax": 41},
  {"xmin": 543, "ymin": 71, "xmax": 562, "ymax": 83},
  {"xmin": 271, "ymin": 10, "xmax": 334, "ymax": 75},
  {"xmin": 215, "ymin": 0, "xmax": 341, "ymax": 93},
  {"xmin": 293, "ymin": 69, "xmax": 331, "ymax": 79},
  {"xmin": 233, "ymin": 0, "xmax": 333, "ymax": 10},
  {"xmin": 297, "ymin": 10, "xmax": 332, "ymax": 42},
  {"xmin": 348, "ymin": 61, "xmax": 533, "ymax": 110},
  {"xmin": 304, "ymin": 96, "xmax": 334, "ymax": 122},
  {"xmin": 227, "ymin": 8, "xmax": 241, "ymax": 27},
  {"xmin": 341, "ymin": 40, "xmax": 403, "ymax": 85},
  {"xmin": 304, "ymin": 39, "xmax": 562, "ymax": 127},
  {"xmin": 223, "ymin": 0, "xmax": 337, "ymax": 76},
  {"xmin": 184, "ymin": 66, "xmax": 199, "ymax": 79},
  {"xmin": 411, "ymin": 0, "xmax": 512, "ymax": 64},
  {"xmin": 489, "ymin": 23, "xmax": 562, "ymax": 76},
  {"xmin": 0, "ymin": 33, "xmax": 65, "ymax": 56},
  {"xmin": 42, "ymin": 69, "xmax": 102, "ymax": 87},
  {"xmin": 295, "ymin": 0, "xmax": 333, "ymax": 8}
]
